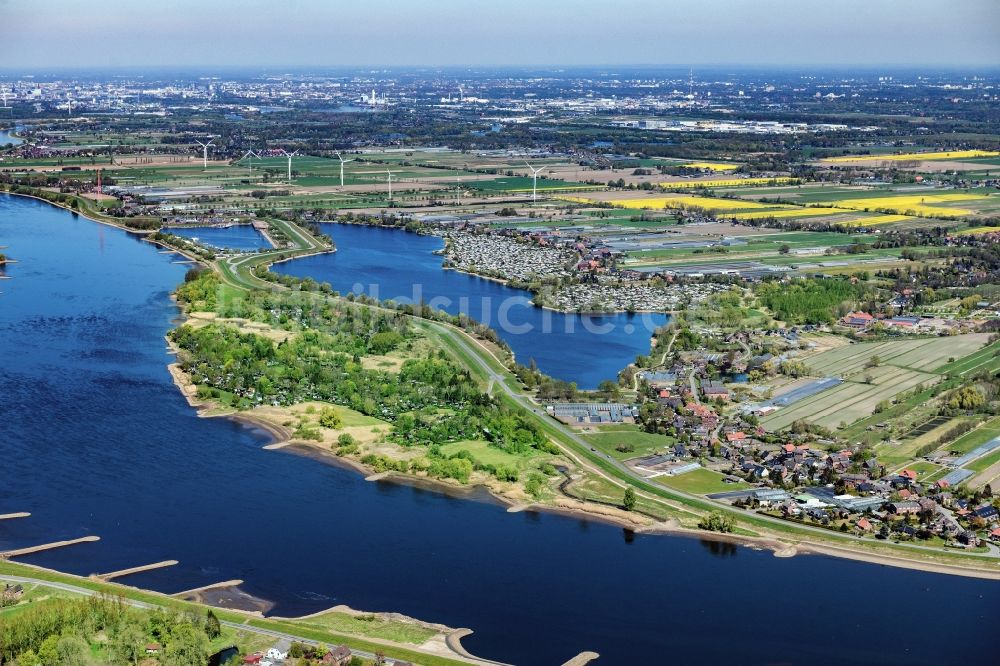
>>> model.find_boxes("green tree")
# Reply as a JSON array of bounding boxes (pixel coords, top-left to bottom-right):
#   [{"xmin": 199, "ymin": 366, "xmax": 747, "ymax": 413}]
[
  {"xmin": 55, "ymin": 635, "xmax": 89, "ymax": 666},
  {"xmin": 37, "ymin": 635, "xmax": 59, "ymax": 665},
  {"xmin": 319, "ymin": 407, "xmax": 343, "ymax": 429},
  {"xmin": 698, "ymin": 511, "xmax": 735, "ymax": 533},
  {"xmin": 204, "ymin": 610, "xmax": 221, "ymax": 640},
  {"xmin": 162, "ymin": 625, "xmax": 210, "ymax": 666},
  {"xmin": 623, "ymin": 487, "xmax": 637, "ymax": 512},
  {"xmin": 16, "ymin": 650, "xmax": 42, "ymax": 666},
  {"xmin": 110, "ymin": 621, "xmax": 147, "ymax": 666}
]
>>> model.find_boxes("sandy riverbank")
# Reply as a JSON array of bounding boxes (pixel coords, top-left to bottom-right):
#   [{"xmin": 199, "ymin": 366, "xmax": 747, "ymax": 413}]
[{"xmin": 165, "ymin": 329, "xmax": 1000, "ymax": 578}]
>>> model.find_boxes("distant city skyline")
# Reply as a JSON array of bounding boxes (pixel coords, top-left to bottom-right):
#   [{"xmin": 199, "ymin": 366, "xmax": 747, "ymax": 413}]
[{"xmin": 3, "ymin": 0, "xmax": 999, "ymax": 69}]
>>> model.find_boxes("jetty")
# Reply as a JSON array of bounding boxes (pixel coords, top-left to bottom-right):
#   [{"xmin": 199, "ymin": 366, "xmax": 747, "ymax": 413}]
[
  {"xmin": 0, "ymin": 536, "xmax": 100, "ymax": 558},
  {"xmin": 0, "ymin": 512, "xmax": 31, "ymax": 521},
  {"xmin": 96, "ymin": 559, "xmax": 178, "ymax": 581},
  {"xmin": 171, "ymin": 579, "xmax": 244, "ymax": 597}
]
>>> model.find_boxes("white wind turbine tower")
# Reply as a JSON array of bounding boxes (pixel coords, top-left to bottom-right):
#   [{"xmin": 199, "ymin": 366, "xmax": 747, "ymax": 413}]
[
  {"xmin": 524, "ymin": 161, "xmax": 545, "ymax": 203},
  {"xmin": 385, "ymin": 169, "xmax": 394, "ymax": 201},
  {"xmin": 456, "ymin": 177, "xmax": 462, "ymax": 204},
  {"xmin": 241, "ymin": 149, "xmax": 259, "ymax": 175},
  {"xmin": 280, "ymin": 149, "xmax": 299, "ymax": 182},
  {"xmin": 195, "ymin": 139, "xmax": 214, "ymax": 169},
  {"xmin": 334, "ymin": 151, "xmax": 354, "ymax": 188}
]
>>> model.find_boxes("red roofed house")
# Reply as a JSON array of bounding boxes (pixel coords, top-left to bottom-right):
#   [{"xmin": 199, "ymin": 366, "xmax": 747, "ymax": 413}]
[
  {"xmin": 322, "ymin": 646, "xmax": 353, "ymax": 666},
  {"xmin": 856, "ymin": 517, "xmax": 873, "ymax": 532},
  {"xmin": 840, "ymin": 311, "xmax": 875, "ymax": 330},
  {"xmin": 726, "ymin": 432, "xmax": 747, "ymax": 443}
]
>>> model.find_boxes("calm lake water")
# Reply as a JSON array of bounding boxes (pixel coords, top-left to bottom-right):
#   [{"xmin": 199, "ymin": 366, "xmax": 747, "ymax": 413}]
[
  {"xmin": 274, "ymin": 223, "xmax": 668, "ymax": 388},
  {"xmin": 0, "ymin": 128, "xmax": 23, "ymax": 146},
  {"xmin": 167, "ymin": 225, "xmax": 271, "ymax": 251},
  {"xmin": 1, "ymin": 194, "xmax": 998, "ymax": 665}
]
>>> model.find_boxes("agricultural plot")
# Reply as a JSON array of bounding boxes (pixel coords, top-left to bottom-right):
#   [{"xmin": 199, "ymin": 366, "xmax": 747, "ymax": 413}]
[
  {"xmin": 802, "ymin": 334, "xmax": 989, "ymax": 377},
  {"xmin": 948, "ymin": 417, "xmax": 1000, "ymax": 455},
  {"xmin": 761, "ymin": 368, "xmax": 938, "ymax": 431},
  {"xmin": 821, "ymin": 150, "xmax": 1000, "ymax": 163},
  {"xmin": 956, "ymin": 226, "xmax": 1000, "ymax": 236},
  {"xmin": 565, "ymin": 194, "xmax": 774, "ymax": 211},
  {"xmin": 812, "ymin": 193, "xmax": 992, "ymax": 218},
  {"xmin": 469, "ymin": 176, "xmax": 599, "ymax": 193},
  {"xmin": 934, "ymin": 341, "xmax": 1000, "ymax": 375},
  {"xmin": 877, "ymin": 417, "xmax": 978, "ymax": 467},
  {"xmin": 761, "ymin": 334, "xmax": 989, "ymax": 432},
  {"xmin": 679, "ymin": 161, "xmax": 741, "ymax": 171},
  {"xmin": 660, "ymin": 177, "xmax": 794, "ymax": 189}
]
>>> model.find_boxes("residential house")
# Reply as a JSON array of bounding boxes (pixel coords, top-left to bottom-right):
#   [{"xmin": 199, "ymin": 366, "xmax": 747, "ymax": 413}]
[
  {"xmin": 888, "ymin": 501, "xmax": 921, "ymax": 515},
  {"xmin": 322, "ymin": 646, "xmax": 353, "ymax": 666},
  {"xmin": 840, "ymin": 311, "xmax": 875, "ymax": 330},
  {"xmin": 973, "ymin": 504, "xmax": 999, "ymax": 524}
]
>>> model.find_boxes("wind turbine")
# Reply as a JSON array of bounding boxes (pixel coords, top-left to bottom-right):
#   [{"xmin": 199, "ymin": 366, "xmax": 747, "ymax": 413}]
[
  {"xmin": 280, "ymin": 149, "xmax": 299, "ymax": 181},
  {"xmin": 240, "ymin": 149, "xmax": 259, "ymax": 175},
  {"xmin": 456, "ymin": 177, "xmax": 462, "ymax": 204},
  {"xmin": 334, "ymin": 150, "xmax": 354, "ymax": 188},
  {"xmin": 386, "ymin": 169, "xmax": 394, "ymax": 201},
  {"xmin": 524, "ymin": 161, "xmax": 545, "ymax": 203},
  {"xmin": 195, "ymin": 139, "xmax": 214, "ymax": 169}
]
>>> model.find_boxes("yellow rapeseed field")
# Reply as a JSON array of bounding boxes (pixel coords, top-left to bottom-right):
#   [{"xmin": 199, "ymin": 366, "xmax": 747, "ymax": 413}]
[
  {"xmin": 816, "ymin": 193, "xmax": 986, "ymax": 217},
  {"xmin": 956, "ymin": 226, "xmax": 1000, "ymax": 236},
  {"xmin": 730, "ymin": 208, "xmax": 844, "ymax": 220},
  {"xmin": 660, "ymin": 177, "xmax": 794, "ymax": 189},
  {"xmin": 822, "ymin": 150, "xmax": 1000, "ymax": 163},
  {"xmin": 837, "ymin": 214, "xmax": 912, "ymax": 228},
  {"xmin": 584, "ymin": 195, "xmax": 775, "ymax": 211},
  {"xmin": 680, "ymin": 161, "xmax": 741, "ymax": 171}
]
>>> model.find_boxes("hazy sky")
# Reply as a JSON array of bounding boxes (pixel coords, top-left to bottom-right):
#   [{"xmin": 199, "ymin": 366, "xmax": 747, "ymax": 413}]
[{"xmin": 3, "ymin": 0, "xmax": 999, "ymax": 69}]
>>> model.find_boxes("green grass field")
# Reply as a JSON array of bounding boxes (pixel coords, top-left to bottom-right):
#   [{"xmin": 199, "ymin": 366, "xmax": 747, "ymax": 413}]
[
  {"xmin": 580, "ymin": 426, "xmax": 674, "ymax": 461},
  {"xmin": 438, "ymin": 439, "xmax": 549, "ymax": 471},
  {"xmin": 948, "ymin": 416, "xmax": 1000, "ymax": 454},
  {"xmin": 469, "ymin": 176, "xmax": 599, "ymax": 193},
  {"xmin": 655, "ymin": 467, "xmax": 748, "ymax": 495},
  {"xmin": 286, "ymin": 609, "xmax": 438, "ymax": 645}
]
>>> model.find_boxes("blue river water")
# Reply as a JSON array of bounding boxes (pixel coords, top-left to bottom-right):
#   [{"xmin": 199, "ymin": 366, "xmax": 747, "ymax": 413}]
[
  {"xmin": 167, "ymin": 225, "xmax": 271, "ymax": 251},
  {"xmin": 274, "ymin": 224, "xmax": 668, "ymax": 388},
  {"xmin": 1, "ymin": 194, "xmax": 999, "ymax": 665}
]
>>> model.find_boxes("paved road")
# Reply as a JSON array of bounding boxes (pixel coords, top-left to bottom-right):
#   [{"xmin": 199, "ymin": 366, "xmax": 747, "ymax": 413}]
[{"xmin": 688, "ymin": 369, "xmax": 700, "ymax": 404}]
